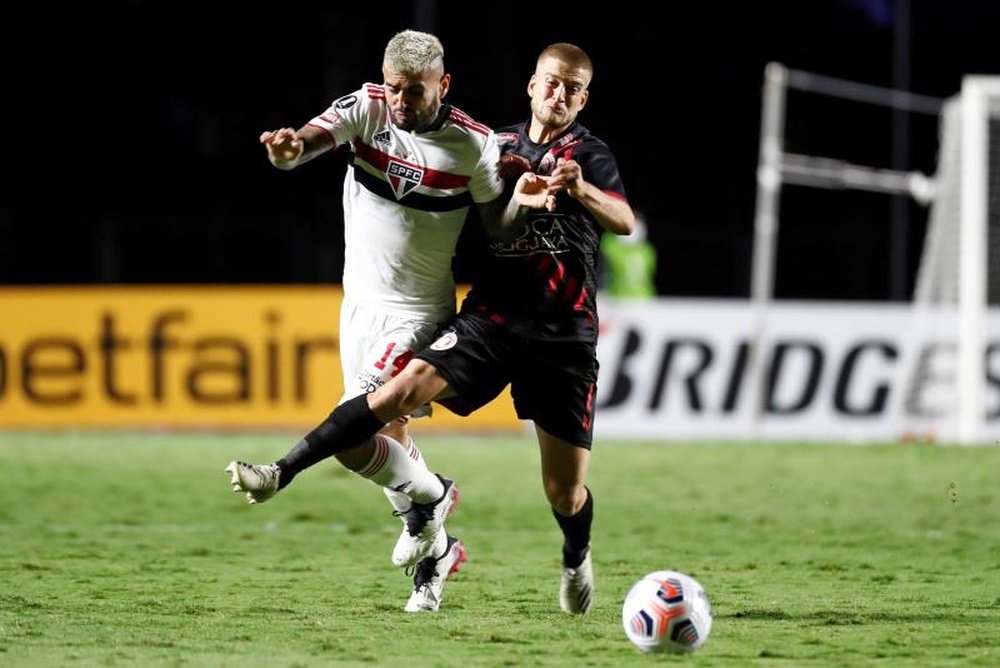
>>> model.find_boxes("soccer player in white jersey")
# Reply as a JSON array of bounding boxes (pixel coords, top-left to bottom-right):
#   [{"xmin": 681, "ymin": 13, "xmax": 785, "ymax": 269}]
[
  {"xmin": 226, "ymin": 30, "xmax": 553, "ymax": 612},
  {"xmin": 231, "ymin": 42, "xmax": 634, "ymax": 617}
]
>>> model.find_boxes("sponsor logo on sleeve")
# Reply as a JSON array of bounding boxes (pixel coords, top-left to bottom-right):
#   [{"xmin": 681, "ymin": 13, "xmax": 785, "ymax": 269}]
[{"xmin": 335, "ymin": 95, "xmax": 358, "ymax": 110}]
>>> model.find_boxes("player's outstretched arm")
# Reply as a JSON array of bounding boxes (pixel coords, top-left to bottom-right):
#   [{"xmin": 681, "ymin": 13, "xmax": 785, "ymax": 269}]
[
  {"xmin": 477, "ymin": 172, "xmax": 555, "ymax": 241},
  {"xmin": 260, "ymin": 125, "xmax": 335, "ymax": 170}
]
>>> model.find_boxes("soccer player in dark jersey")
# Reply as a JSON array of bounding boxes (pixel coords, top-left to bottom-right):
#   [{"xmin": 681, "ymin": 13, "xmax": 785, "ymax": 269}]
[{"xmin": 228, "ymin": 42, "xmax": 635, "ymax": 615}]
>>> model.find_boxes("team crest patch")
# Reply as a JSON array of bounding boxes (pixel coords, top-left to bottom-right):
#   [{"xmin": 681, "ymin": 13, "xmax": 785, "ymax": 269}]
[
  {"xmin": 429, "ymin": 331, "xmax": 458, "ymax": 351},
  {"xmin": 335, "ymin": 94, "xmax": 358, "ymax": 110},
  {"xmin": 386, "ymin": 159, "xmax": 423, "ymax": 199}
]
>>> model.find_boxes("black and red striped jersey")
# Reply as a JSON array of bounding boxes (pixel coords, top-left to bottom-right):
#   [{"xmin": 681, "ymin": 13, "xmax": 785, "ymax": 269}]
[{"xmin": 461, "ymin": 120, "xmax": 629, "ymax": 342}]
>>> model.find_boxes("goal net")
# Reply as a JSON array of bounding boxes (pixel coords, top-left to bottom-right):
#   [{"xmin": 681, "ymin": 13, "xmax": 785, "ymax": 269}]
[{"xmin": 901, "ymin": 77, "xmax": 1000, "ymax": 444}]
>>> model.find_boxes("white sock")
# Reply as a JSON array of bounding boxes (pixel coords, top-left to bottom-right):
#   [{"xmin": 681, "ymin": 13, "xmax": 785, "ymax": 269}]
[
  {"xmin": 357, "ymin": 434, "xmax": 443, "ymax": 506},
  {"xmin": 428, "ymin": 526, "xmax": 448, "ymax": 559}
]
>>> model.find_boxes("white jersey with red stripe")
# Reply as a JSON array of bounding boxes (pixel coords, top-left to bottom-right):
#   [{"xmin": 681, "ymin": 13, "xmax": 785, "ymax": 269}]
[{"xmin": 308, "ymin": 83, "xmax": 504, "ymax": 321}]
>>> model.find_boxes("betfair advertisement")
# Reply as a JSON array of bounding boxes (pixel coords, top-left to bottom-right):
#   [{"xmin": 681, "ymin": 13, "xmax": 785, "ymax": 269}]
[{"xmin": 0, "ymin": 287, "xmax": 518, "ymax": 430}]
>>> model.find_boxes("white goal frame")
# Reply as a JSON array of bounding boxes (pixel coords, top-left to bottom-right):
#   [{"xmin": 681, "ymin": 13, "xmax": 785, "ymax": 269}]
[
  {"xmin": 953, "ymin": 76, "xmax": 998, "ymax": 443},
  {"xmin": 752, "ymin": 65, "xmax": 1000, "ymax": 444}
]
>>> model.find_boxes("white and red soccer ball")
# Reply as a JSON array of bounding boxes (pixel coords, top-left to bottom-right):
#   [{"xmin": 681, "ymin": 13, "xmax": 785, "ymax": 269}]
[{"xmin": 621, "ymin": 570, "xmax": 713, "ymax": 653}]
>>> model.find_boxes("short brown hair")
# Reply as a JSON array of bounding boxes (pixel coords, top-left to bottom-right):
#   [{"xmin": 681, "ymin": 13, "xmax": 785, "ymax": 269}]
[{"xmin": 537, "ymin": 43, "xmax": 593, "ymax": 80}]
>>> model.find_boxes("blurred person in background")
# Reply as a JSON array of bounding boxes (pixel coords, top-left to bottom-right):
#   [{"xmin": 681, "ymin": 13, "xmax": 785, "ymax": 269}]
[
  {"xmin": 229, "ymin": 42, "xmax": 633, "ymax": 615},
  {"xmin": 226, "ymin": 29, "xmax": 552, "ymax": 612},
  {"xmin": 600, "ymin": 211, "xmax": 656, "ymax": 297}
]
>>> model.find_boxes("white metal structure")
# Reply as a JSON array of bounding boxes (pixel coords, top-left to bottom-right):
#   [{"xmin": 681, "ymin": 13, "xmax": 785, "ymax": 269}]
[
  {"xmin": 955, "ymin": 78, "xmax": 994, "ymax": 443},
  {"xmin": 906, "ymin": 76, "xmax": 1000, "ymax": 444},
  {"xmin": 748, "ymin": 64, "xmax": 1000, "ymax": 443}
]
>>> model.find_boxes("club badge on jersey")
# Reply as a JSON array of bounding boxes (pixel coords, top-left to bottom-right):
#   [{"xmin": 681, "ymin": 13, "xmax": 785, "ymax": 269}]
[{"xmin": 387, "ymin": 160, "xmax": 425, "ymax": 199}]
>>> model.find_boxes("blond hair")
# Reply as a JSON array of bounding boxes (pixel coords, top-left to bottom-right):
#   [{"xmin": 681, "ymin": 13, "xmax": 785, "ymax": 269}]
[{"xmin": 384, "ymin": 30, "xmax": 445, "ymax": 76}]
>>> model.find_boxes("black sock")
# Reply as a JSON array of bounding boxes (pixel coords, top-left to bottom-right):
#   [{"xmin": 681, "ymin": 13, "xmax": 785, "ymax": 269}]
[
  {"xmin": 275, "ymin": 394, "xmax": 386, "ymax": 488},
  {"xmin": 552, "ymin": 487, "xmax": 593, "ymax": 568}
]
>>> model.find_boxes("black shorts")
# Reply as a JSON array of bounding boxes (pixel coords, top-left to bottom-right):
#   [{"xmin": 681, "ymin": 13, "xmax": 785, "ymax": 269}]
[{"xmin": 415, "ymin": 313, "xmax": 599, "ymax": 448}]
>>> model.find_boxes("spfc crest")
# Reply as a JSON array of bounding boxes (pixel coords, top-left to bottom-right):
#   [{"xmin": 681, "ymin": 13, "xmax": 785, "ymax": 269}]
[{"xmin": 386, "ymin": 160, "xmax": 423, "ymax": 199}]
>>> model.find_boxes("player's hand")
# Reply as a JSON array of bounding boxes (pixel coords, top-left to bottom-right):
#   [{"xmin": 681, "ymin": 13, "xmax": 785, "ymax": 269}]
[
  {"xmin": 260, "ymin": 128, "xmax": 304, "ymax": 168},
  {"xmin": 514, "ymin": 172, "xmax": 557, "ymax": 212},
  {"xmin": 499, "ymin": 154, "xmax": 532, "ymax": 181},
  {"xmin": 547, "ymin": 157, "xmax": 585, "ymax": 198}
]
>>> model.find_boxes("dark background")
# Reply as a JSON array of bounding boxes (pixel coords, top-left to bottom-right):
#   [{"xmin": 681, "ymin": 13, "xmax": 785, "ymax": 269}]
[{"xmin": 1, "ymin": 0, "xmax": 997, "ymax": 300}]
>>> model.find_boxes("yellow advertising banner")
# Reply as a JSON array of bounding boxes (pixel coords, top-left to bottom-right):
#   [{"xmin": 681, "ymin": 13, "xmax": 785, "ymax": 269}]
[{"xmin": 0, "ymin": 286, "xmax": 519, "ymax": 430}]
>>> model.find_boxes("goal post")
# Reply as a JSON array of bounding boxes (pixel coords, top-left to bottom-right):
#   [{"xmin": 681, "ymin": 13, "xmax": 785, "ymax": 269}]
[
  {"xmin": 906, "ymin": 76, "xmax": 1000, "ymax": 444},
  {"xmin": 749, "ymin": 62, "xmax": 944, "ymax": 439},
  {"xmin": 750, "ymin": 64, "xmax": 1000, "ymax": 444},
  {"xmin": 957, "ymin": 77, "xmax": 998, "ymax": 444}
]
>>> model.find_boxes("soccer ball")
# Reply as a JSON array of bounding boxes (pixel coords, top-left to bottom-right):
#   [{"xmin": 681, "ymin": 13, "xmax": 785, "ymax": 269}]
[{"xmin": 621, "ymin": 570, "xmax": 713, "ymax": 653}]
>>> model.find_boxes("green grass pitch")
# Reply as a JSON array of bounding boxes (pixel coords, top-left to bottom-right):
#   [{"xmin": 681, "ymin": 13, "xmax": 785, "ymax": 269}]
[{"xmin": 1, "ymin": 431, "xmax": 998, "ymax": 666}]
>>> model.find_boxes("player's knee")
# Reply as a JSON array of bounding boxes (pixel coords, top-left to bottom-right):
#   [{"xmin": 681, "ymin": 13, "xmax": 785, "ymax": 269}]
[
  {"xmin": 542, "ymin": 478, "xmax": 585, "ymax": 515},
  {"xmin": 377, "ymin": 383, "xmax": 421, "ymax": 415},
  {"xmin": 373, "ymin": 361, "xmax": 440, "ymax": 415}
]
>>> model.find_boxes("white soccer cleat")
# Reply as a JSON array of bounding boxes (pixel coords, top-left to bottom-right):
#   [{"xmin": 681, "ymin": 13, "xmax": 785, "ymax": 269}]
[
  {"xmin": 391, "ymin": 475, "xmax": 460, "ymax": 567},
  {"xmin": 404, "ymin": 534, "xmax": 467, "ymax": 613},
  {"xmin": 225, "ymin": 461, "xmax": 281, "ymax": 505},
  {"xmin": 560, "ymin": 549, "xmax": 594, "ymax": 614}
]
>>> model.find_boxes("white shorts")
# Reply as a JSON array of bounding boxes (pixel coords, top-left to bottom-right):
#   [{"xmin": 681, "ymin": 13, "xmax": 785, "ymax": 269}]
[{"xmin": 338, "ymin": 297, "xmax": 449, "ymax": 413}]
